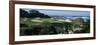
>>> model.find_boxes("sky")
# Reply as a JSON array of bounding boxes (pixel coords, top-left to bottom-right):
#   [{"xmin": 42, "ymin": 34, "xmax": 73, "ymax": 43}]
[{"xmin": 23, "ymin": 8, "xmax": 90, "ymax": 17}]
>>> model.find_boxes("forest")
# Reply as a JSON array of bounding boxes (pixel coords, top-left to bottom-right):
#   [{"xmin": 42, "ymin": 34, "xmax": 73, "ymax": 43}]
[{"xmin": 20, "ymin": 9, "xmax": 90, "ymax": 36}]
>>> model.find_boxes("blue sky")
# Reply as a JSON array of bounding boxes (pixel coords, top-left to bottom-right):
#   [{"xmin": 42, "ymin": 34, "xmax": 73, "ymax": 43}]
[{"xmin": 23, "ymin": 8, "xmax": 90, "ymax": 17}]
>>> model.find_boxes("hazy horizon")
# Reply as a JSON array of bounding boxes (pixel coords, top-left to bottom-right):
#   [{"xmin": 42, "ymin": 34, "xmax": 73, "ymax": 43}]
[{"xmin": 22, "ymin": 8, "xmax": 90, "ymax": 17}]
